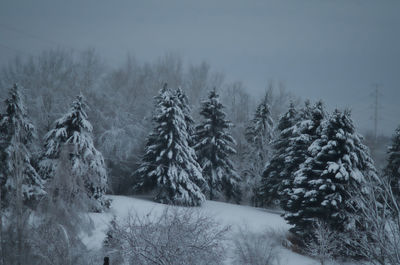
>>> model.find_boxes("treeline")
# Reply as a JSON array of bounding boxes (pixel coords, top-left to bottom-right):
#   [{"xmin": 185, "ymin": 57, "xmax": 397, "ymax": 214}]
[{"xmin": 0, "ymin": 49, "xmax": 295, "ymax": 196}]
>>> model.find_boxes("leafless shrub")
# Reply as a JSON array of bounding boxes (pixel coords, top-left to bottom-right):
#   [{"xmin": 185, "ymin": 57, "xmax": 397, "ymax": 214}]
[
  {"xmin": 103, "ymin": 207, "xmax": 229, "ymax": 265},
  {"xmin": 232, "ymin": 228, "xmax": 284, "ymax": 265},
  {"xmin": 344, "ymin": 176, "xmax": 400, "ymax": 265},
  {"xmin": 305, "ymin": 220, "xmax": 340, "ymax": 265}
]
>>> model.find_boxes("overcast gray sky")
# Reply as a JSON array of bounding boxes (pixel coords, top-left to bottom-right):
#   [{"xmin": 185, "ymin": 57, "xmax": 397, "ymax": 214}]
[{"xmin": 0, "ymin": 0, "xmax": 399, "ymax": 135}]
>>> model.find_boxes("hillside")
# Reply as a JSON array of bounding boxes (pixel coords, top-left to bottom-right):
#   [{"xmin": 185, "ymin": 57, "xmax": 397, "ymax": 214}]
[{"xmin": 84, "ymin": 195, "xmax": 319, "ymax": 265}]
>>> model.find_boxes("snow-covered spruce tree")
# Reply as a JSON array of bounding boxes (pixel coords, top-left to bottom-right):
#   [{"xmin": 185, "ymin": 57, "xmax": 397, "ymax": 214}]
[
  {"xmin": 134, "ymin": 86, "xmax": 206, "ymax": 206},
  {"xmin": 385, "ymin": 125, "xmax": 400, "ymax": 198},
  {"xmin": 258, "ymin": 102, "xmax": 298, "ymax": 207},
  {"xmin": 174, "ymin": 87, "xmax": 196, "ymax": 146},
  {"xmin": 286, "ymin": 109, "xmax": 377, "ymax": 240},
  {"xmin": 39, "ymin": 94, "xmax": 109, "ymax": 211},
  {"xmin": 0, "ymin": 84, "xmax": 44, "ymax": 206},
  {"xmin": 194, "ymin": 89, "xmax": 241, "ymax": 202},
  {"xmin": 243, "ymin": 91, "xmax": 274, "ymax": 205},
  {"xmin": 281, "ymin": 101, "xmax": 325, "ymax": 214}
]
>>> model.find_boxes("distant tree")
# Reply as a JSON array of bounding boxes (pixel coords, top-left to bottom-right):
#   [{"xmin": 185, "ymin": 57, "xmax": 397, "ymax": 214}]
[
  {"xmin": 259, "ymin": 102, "xmax": 298, "ymax": 206},
  {"xmin": 134, "ymin": 85, "xmax": 206, "ymax": 206},
  {"xmin": 245, "ymin": 90, "xmax": 274, "ymax": 165},
  {"xmin": 0, "ymin": 84, "xmax": 44, "ymax": 206},
  {"xmin": 286, "ymin": 109, "xmax": 377, "ymax": 240},
  {"xmin": 194, "ymin": 89, "xmax": 241, "ymax": 202},
  {"xmin": 39, "ymin": 94, "xmax": 109, "ymax": 211},
  {"xmin": 385, "ymin": 125, "xmax": 400, "ymax": 198}
]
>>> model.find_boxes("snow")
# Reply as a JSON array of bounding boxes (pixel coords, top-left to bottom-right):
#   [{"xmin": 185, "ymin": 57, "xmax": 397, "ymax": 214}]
[{"xmin": 85, "ymin": 195, "xmax": 321, "ymax": 265}]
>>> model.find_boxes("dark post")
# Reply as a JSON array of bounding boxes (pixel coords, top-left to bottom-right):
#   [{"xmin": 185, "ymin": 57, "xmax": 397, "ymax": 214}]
[{"xmin": 103, "ymin": 256, "xmax": 109, "ymax": 265}]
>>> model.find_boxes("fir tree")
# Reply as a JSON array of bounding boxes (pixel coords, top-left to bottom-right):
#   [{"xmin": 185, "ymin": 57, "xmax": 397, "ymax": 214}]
[
  {"xmin": 259, "ymin": 102, "xmax": 298, "ymax": 206},
  {"xmin": 280, "ymin": 101, "xmax": 326, "ymax": 213},
  {"xmin": 194, "ymin": 89, "xmax": 241, "ymax": 202},
  {"xmin": 385, "ymin": 125, "xmax": 400, "ymax": 197},
  {"xmin": 174, "ymin": 87, "xmax": 195, "ymax": 146},
  {"xmin": 0, "ymin": 84, "xmax": 44, "ymax": 205},
  {"xmin": 39, "ymin": 94, "xmax": 109, "ymax": 211},
  {"xmin": 243, "ymin": 91, "xmax": 274, "ymax": 205},
  {"xmin": 245, "ymin": 90, "xmax": 274, "ymax": 160},
  {"xmin": 286, "ymin": 109, "xmax": 377, "ymax": 239},
  {"xmin": 135, "ymin": 86, "xmax": 206, "ymax": 206}
]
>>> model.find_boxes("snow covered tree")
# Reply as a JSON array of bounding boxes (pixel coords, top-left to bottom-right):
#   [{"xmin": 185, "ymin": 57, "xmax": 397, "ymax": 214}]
[
  {"xmin": 243, "ymin": 91, "xmax": 274, "ymax": 204},
  {"xmin": 245, "ymin": 90, "xmax": 274, "ymax": 160},
  {"xmin": 134, "ymin": 86, "xmax": 206, "ymax": 206},
  {"xmin": 39, "ymin": 94, "xmax": 109, "ymax": 211},
  {"xmin": 385, "ymin": 125, "xmax": 400, "ymax": 198},
  {"xmin": 0, "ymin": 84, "xmax": 44, "ymax": 206},
  {"xmin": 0, "ymin": 84, "xmax": 45, "ymax": 265},
  {"xmin": 286, "ymin": 109, "xmax": 377, "ymax": 239},
  {"xmin": 258, "ymin": 102, "xmax": 298, "ymax": 206},
  {"xmin": 280, "ymin": 101, "xmax": 326, "ymax": 213},
  {"xmin": 194, "ymin": 89, "xmax": 241, "ymax": 202},
  {"xmin": 174, "ymin": 87, "xmax": 195, "ymax": 146}
]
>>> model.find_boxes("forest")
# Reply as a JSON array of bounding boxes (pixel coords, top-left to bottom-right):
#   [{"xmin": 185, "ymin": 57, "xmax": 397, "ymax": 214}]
[{"xmin": 0, "ymin": 49, "xmax": 399, "ymax": 265}]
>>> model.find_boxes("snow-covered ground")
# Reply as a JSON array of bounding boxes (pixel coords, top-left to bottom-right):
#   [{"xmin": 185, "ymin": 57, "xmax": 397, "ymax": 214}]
[{"xmin": 84, "ymin": 195, "xmax": 320, "ymax": 265}]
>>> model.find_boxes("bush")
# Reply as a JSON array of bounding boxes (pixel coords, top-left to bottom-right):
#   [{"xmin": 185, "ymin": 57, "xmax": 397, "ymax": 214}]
[
  {"xmin": 232, "ymin": 228, "xmax": 284, "ymax": 265},
  {"xmin": 103, "ymin": 207, "xmax": 229, "ymax": 265}
]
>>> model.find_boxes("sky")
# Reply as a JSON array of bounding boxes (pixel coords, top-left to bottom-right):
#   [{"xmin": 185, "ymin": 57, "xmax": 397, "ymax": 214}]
[{"xmin": 0, "ymin": 0, "xmax": 399, "ymax": 135}]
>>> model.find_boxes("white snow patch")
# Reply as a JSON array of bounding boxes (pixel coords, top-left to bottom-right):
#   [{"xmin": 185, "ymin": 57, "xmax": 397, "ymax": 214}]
[{"xmin": 84, "ymin": 195, "xmax": 348, "ymax": 265}]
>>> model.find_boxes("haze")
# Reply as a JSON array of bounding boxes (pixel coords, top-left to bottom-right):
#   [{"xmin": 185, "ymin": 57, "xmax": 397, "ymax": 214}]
[{"xmin": 0, "ymin": 0, "xmax": 399, "ymax": 135}]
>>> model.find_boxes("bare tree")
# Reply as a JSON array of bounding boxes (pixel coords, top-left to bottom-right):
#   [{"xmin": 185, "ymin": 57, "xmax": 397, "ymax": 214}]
[
  {"xmin": 345, "ymin": 175, "xmax": 400, "ymax": 265},
  {"xmin": 232, "ymin": 228, "xmax": 284, "ymax": 265},
  {"xmin": 304, "ymin": 220, "xmax": 339, "ymax": 265}
]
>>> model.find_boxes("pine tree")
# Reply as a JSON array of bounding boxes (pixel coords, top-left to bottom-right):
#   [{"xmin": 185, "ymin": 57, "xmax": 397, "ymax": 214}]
[
  {"xmin": 243, "ymin": 91, "xmax": 274, "ymax": 204},
  {"xmin": 280, "ymin": 101, "xmax": 326, "ymax": 213},
  {"xmin": 135, "ymin": 86, "xmax": 206, "ymax": 206},
  {"xmin": 39, "ymin": 94, "xmax": 109, "ymax": 211},
  {"xmin": 0, "ymin": 84, "xmax": 44, "ymax": 206},
  {"xmin": 385, "ymin": 125, "xmax": 400, "ymax": 198},
  {"xmin": 174, "ymin": 87, "xmax": 195, "ymax": 146},
  {"xmin": 286, "ymin": 109, "xmax": 377, "ymax": 239},
  {"xmin": 259, "ymin": 102, "xmax": 298, "ymax": 206},
  {"xmin": 194, "ymin": 89, "xmax": 241, "ymax": 202},
  {"xmin": 245, "ymin": 91, "xmax": 274, "ymax": 160}
]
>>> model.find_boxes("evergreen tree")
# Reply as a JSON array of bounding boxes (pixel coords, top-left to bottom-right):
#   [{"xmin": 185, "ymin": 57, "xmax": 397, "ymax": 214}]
[
  {"xmin": 174, "ymin": 87, "xmax": 195, "ymax": 146},
  {"xmin": 285, "ymin": 109, "xmax": 377, "ymax": 239},
  {"xmin": 135, "ymin": 86, "xmax": 206, "ymax": 206},
  {"xmin": 0, "ymin": 84, "xmax": 44, "ymax": 205},
  {"xmin": 243, "ymin": 91, "xmax": 274, "ymax": 204},
  {"xmin": 280, "ymin": 101, "xmax": 326, "ymax": 213},
  {"xmin": 245, "ymin": 90, "xmax": 274, "ymax": 160},
  {"xmin": 385, "ymin": 125, "xmax": 400, "ymax": 197},
  {"xmin": 39, "ymin": 94, "xmax": 109, "ymax": 211},
  {"xmin": 259, "ymin": 102, "xmax": 298, "ymax": 206},
  {"xmin": 194, "ymin": 89, "xmax": 241, "ymax": 202}
]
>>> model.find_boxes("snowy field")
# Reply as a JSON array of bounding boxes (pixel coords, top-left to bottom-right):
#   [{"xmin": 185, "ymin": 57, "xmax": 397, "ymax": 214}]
[{"xmin": 84, "ymin": 195, "xmax": 321, "ymax": 265}]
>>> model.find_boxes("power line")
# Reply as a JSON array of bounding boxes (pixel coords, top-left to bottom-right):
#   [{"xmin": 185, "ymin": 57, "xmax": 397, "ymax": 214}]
[{"xmin": 370, "ymin": 84, "xmax": 383, "ymax": 140}]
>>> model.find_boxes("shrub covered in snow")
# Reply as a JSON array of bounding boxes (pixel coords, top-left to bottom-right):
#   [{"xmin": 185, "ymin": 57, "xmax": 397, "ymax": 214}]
[
  {"xmin": 103, "ymin": 207, "xmax": 229, "ymax": 265},
  {"xmin": 232, "ymin": 228, "xmax": 286, "ymax": 265}
]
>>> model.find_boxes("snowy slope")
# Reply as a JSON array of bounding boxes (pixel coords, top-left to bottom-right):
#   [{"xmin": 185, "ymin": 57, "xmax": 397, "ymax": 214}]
[{"xmin": 84, "ymin": 195, "xmax": 319, "ymax": 265}]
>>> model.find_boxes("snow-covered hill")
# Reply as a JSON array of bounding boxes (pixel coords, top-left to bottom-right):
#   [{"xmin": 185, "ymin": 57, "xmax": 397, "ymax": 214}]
[{"xmin": 84, "ymin": 195, "xmax": 319, "ymax": 265}]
